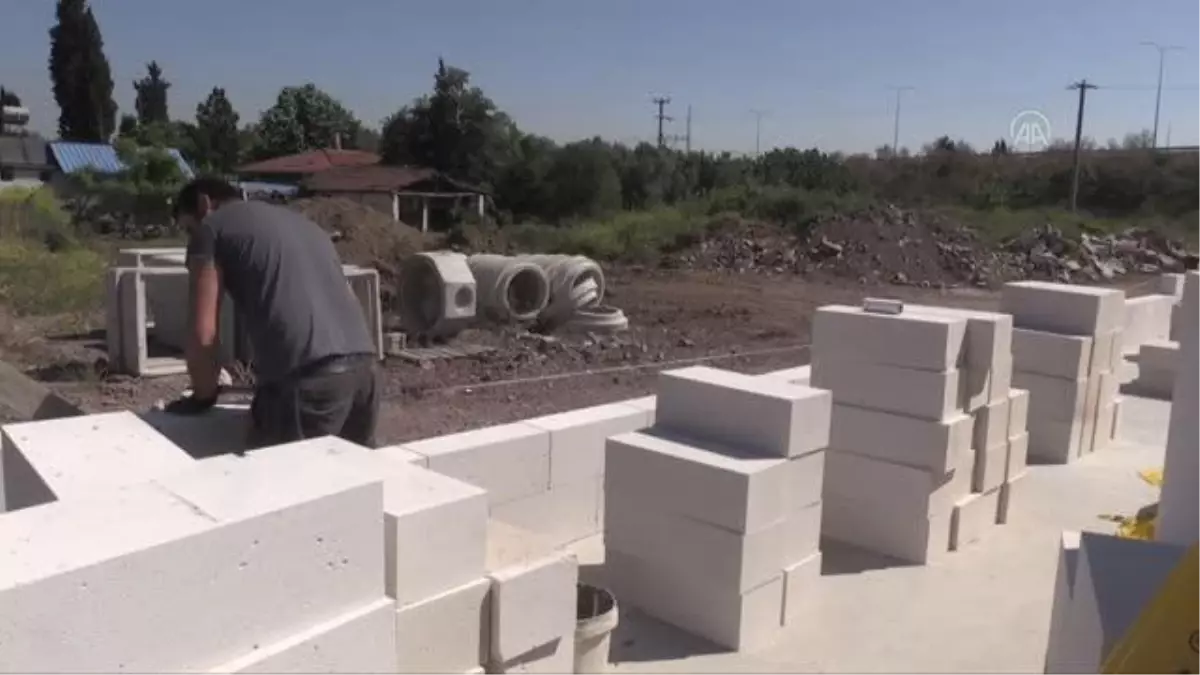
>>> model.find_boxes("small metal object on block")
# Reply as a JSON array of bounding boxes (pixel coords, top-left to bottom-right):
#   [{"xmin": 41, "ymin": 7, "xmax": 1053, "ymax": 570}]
[{"xmin": 863, "ymin": 297, "xmax": 904, "ymax": 315}]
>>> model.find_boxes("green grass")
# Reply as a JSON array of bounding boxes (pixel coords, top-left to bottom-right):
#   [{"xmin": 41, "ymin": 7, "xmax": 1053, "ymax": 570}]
[{"xmin": 0, "ymin": 239, "xmax": 107, "ymax": 316}]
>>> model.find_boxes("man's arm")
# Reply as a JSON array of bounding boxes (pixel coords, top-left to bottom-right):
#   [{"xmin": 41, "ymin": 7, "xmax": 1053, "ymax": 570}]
[{"xmin": 185, "ymin": 222, "xmax": 223, "ymax": 401}]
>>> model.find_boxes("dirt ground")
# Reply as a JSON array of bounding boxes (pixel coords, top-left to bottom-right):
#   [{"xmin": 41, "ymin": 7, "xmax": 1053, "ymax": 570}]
[{"xmin": 1, "ymin": 267, "xmax": 1025, "ymax": 445}]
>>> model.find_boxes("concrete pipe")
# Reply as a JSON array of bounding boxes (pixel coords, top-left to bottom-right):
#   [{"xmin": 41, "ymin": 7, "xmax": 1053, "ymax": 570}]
[
  {"xmin": 515, "ymin": 254, "xmax": 607, "ymax": 329},
  {"xmin": 398, "ymin": 251, "xmax": 478, "ymax": 337},
  {"xmin": 467, "ymin": 254, "xmax": 551, "ymax": 324}
]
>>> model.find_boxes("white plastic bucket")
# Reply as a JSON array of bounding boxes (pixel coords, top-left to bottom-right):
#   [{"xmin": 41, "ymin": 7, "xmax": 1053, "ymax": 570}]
[{"xmin": 574, "ymin": 583, "xmax": 619, "ymax": 673}]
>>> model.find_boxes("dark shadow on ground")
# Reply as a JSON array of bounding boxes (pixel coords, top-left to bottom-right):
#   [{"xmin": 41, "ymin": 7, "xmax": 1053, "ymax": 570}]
[{"xmin": 819, "ymin": 538, "xmax": 920, "ymax": 575}]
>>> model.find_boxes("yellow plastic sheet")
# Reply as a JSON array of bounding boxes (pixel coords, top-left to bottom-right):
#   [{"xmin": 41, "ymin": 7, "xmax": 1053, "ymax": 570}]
[{"xmin": 1101, "ymin": 543, "xmax": 1199, "ymax": 674}]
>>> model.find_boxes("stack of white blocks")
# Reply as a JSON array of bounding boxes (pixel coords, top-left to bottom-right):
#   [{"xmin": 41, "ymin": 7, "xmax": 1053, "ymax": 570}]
[
  {"xmin": 1002, "ymin": 281, "xmax": 1125, "ymax": 464},
  {"xmin": 1128, "ymin": 339, "xmax": 1180, "ymax": 399},
  {"xmin": 1157, "ymin": 270, "xmax": 1199, "ymax": 546},
  {"xmin": 604, "ymin": 366, "xmax": 832, "ymax": 651}
]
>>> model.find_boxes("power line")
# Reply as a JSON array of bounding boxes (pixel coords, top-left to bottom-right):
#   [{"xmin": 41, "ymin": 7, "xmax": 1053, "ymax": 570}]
[
  {"xmin": 750, "ymin": 109, "xmax": 768, "ymax": 156},
  {"xmin": 1068, "ymin": 79, "xmax": 1100, "ymax": 212},
  {"xmin": 887, "ymin": 86, "xmax": 915, "ymax": 154},
  {"xmin": 651, "ymin": 96, "xmax": 673, "ymax": 148},
  {"xmin": 1139, "ymin": 42, "xmax": 1186, "ymax": 149}
]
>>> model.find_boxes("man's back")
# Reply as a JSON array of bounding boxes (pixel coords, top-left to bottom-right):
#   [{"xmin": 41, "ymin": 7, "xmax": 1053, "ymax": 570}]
[{"xmin": 188, "ymin": 200, "xmax": 374, "ymax": 383}]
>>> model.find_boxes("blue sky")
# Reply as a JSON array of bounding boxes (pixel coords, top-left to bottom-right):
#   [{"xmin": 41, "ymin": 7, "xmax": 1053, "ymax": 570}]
[{"xmin": 3, "ymin": 0, "xmax": 1198, "ymax": 154}]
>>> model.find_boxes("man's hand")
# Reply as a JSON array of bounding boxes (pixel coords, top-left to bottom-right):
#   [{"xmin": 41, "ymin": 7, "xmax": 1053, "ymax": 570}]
[{"xmin": 163, "ymin": 391, "xmax": 220, "ymax": 416}]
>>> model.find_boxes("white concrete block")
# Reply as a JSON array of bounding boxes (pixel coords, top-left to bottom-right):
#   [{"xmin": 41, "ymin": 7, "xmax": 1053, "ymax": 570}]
[
  {"xmin": 783, "ymin": 501, "xmax": 823, "ymax": 568},
  {"xmin": 908, "ymin": 305, "xmax": 1014, "ymax": 373},
  {"xmin": 1137, "ymin": 339, "xmax": 1179, "ymax": 371},
  {"xmin": 813, "ymin": 304, "xmax": 968, "ymax": 371},
  {"xmin": 604, "ymin": 548, "xmax": 785, "ymax": 651},
  {"xmin": 1088, "ymin": 329, "xmax": 1118, "ymax": 375},
  {"xmin": 491, "ymin": 476, "xmax": 601, "ymax": 549},
  {"xmin": 1156, "ymin": 273, "xmax": 1185, "ymax": 299},
  {"xmin": 486, "ymin": 638, "xmax": 574, "ymax": 674},
  {"xmin": 406, "ymin": 423, "xmax": 551, "ymax": 506},
  {"xmin": 211, "ymin": 598, "xmax": 397, "ymax": 674},
  {"xmin": 988, "ymin": 358, "xmax": 1014, "ymax": 406},
  {"xmin": 1008, "ymin": 388, "xmax": 1030, "ymax": 437},
  {"xmin": 486, "ymin": 520, "xmax": 557, "ymax": 572},
  {"xmin": 781, "ymin": 551, "xmax": 822, "ymax": 627},
  {"xmin": 950, "ymin": 488, "xmax": 1000, "ymax": 551},
  {"xmin": 760, "ymin": 365, "xmax": 812, "ymax": 385},
  {"xmin": 526, "ymin": 402, "xmax": 651, "ymax": 486},
  {"xmin": 606, "ymin": 489, "xmax": 785, "ymax": 593},
  {"xmin": 829, "ymin": 404, "xmax": 971, "ymax": 475},
  {"xmin": 824, "ymin": 449, "xmax": 968, "ymax": 519},
  {"xmin": 1110, "ymin": 397, "xmax": 1124, "ymax": 440},
  {"xmin": 1011, "ymin": 329, "xmax": 1093, "ymax": 380},
  {"xmin": 620, "ymin": 395, "xmax": 658, "ymax": 425},
  {"xmin": 0, "ymin": 456, "xmax": 385, "ymax": 672},
  {"xmin": 656, "ymin": 366, "xmax": 832, "ymax": 458},
  {"xmin": 374, "ymin": 444, "xmax": 428, "ymax": 467},
  {"xmin": 972, "ymin": 397, "xmax": 1010, "ymax": 452},
  {"xmin": 1012, "ymin": 371, "xmax": 1087, "ymax": 422},
  {"xmin": 973, "ymin": 440, "xmax": 1007, "ymax": 493},
  {"xmin": 1027, "ymin": 415, "xmax": 1085, "ymax": 464},
  {"xmin": 606, "ymin": 431, "xmax": 789, "ymax": 533},
  {"xmin": 488, "ymin": 551, "xmax": 578, "ymax": 663},
  {"xmin": 1078, "ymin": 375, "xmax": 1102, "ymax": 457},
  {"xmin": 1127, "ymin": 364, "xmax": 1176, "ymax": 400},
  {"xmin": 1006, "ymin": 433, "xmax": 1029, "ymax": 481},
  {"xmin": 1091, "ymin": 403, "xmax": 1115, "ymax": 453},
  {"xmin": 821, "ymin": 491, "xmax": 953, "ymax": 564},
  {"xmin": 394, "ymin": 578, "xmax": 490, "ymax": 674},
  {"xmin": 1159, "ymin": 270, "xmax": 1199, "ymax": 546},
  {"xmin": 138, "ymin": 403, "xmax": 251, "ymax": 459},
  {"xmin": 811, "ymin": 358, "xmax": 962, "ymax": 421},
  {"xmin": 997, "ymin": 469, "xmax": 1026, "ymax": 524},
  {"xmin": 255, "ymin": 437, "xmax": 489, "ymax": 607},
  {"xmin": 784, "ymin": 449, "xmax": 825, "ymax": 511},
  {"xmin": 1, "ymin": 410, "xmax": 194, "ymax": 511},
  {"xmin": 1121, "ymin": 294, "xmax": 1173, "ymax": 353},
  {"xmin": 1109, "ymin": 331, "xmax": 1124, "ymax": 370},
  {"xmin": 1043, "ymin": 531, "xmax": 1081, "ymax": 672},
  {"xmin": 959, "ymin": 364, "xmax": 992, "ymax": 412},
  {"xmin": 1001, "ymin": 281, "xmax": 1125, "ymax": 336}
]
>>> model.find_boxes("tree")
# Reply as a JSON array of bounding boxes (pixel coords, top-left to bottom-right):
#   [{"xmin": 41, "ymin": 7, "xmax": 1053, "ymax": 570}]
[
  {"xmin": 118, "ymin": 114, "xmax": 138, "ymax": 137},
  {"xmin": 133, "ymin": 61, "xmax": 170, "ymax": 126},
  {"xmin": 193, "ymin": 87, "xmax": 241, "ymax": 173},
  {"xmin": 545, "ymin": 138, "xmax": 622, "ymax": 220},
  {"xmin": 0, "ymin": 87, "xmax": 21, "ymax": 107},
  {"xmin": 1121, "ymin": 129, "xmax": 1154, "ymax": 150},
  {"xmin": 49, "ymin": 0, "xmax": 117, "ymax": 142},
  {"xmin": 991, "ymin": 139, "xmax": 1010, "ymax": 155},
  {"xmin": 253, "ymin": 84, "xmax": 361, "ymax": 159}
]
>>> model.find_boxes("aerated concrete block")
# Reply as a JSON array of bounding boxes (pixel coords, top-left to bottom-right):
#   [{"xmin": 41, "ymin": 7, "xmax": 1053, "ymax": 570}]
[
  {"xmin": 1121, "ymin": 294, "xmax": 1174, "ymax": 354},
  {"xmin": 487, "ymin": 551, "xmax": 578, "ymax": 663},
  {"xmin": 1008, "ymin": 388, "xmax": 1030, "ymax": 437},
  {"xmin": 1012, "ymin": 329, "xmax": 1093, "ymax": 380},
  {"xmin": 783, "ymin": 500, "xmax": 823, "ymax": 568},
  {"xmin": 1137, "ymin": 339, "xmax": 1179, "ymax": 371},
  {"xmin": 1078, "ymin": 376, "xmax": 1102, "ymax": 456},
  {"xmin": 604, "ymin": 548, "xmax": 785, "ymax": 651},
  {"xmin": 0, "ymin": 454, "xmax": 385, "ymax": 672},
  {"xmin": 373, "ymin": 444, "xmax": 429, "ymax": 467},
  {"xmin": 1027, "ymin": 416, "xmax": 1085, "ymax": 464},
  {"xmin": 760, "ymin": 365, "xmax": 813, "ymax": 385},
  {"xmin": 606, "ymin": 430, "xmax": 789, "ymax": 533},
  {"xmin": 406, "ymin": 423, "xmax": 551, "ymax": 506},
  {"xmin": 823, "ymin": 449, "xmax": 968, "ymax": 519},
  {"xmin": 785, "ymin": 449, "xmax": 825, "ymax": 510},
  {"xmin": 1091, "ymin": 404, "xmax": 1116, "ymax": 453},
  {"xmin": 1006, "ymin": 433, "xmax": 1029, "ymax": 480},
  {"xmin": 486, "ymin": 638, "xmax": 575, "ymax": 674},
  {"xmin": 138, "ymin": 403, "xmax": 251, "ymax": 459},
  {"xmin": 211, "ymin": 598, "xmax": 397, "ymax": 674},
  {"xmin": 656, "ymin": 366, "xmax": 831, "ymax": 458},
  {"xmin": 821, "ymin": 491, "xmax": 954, "ymax": 564},
  {"xmin": 972, "ymin": 397, "xmax": 1010, "ymax": 453},
  {"xmin": 829, "ymin": 404, "xmax": 971, "ymax": 475},
  {"xmin": 997, "ymin": 469, "xmax": 1026, "ymax": 524},
  {"xmin": 781, "ymin": 551, "xmax": 822, "ymax": 627},
  {"xmin": 812, "ymin": 358, "xmax": 962, "ymax": 421},
  {"xmin": 973, "ymin": 440, "xmax": 1007, "ymax": 493},
  {"xmin": 525, "ymin": 402, "xmax": 651, "ymax": 486},
  {"xmin": 394, "ymin": 578, "xmax": 490, "ymax": 674},
  {"xmin": 1012, "ymin": 371, "xmax": 1087, "ymax": 422},
  {"xmin": 1043, "ymin": 532, "xmax": 1082, "ymax": 673},
  {"xmin": 813, "ymin": 304, "xmax": 968, "ymax": 371},
  {"xmin": 909, "ymin": 305, "xmax": 1014, "ymax": 406},
  {"xmin": 606, "ymin": 489, "xmax": 785, "ymax": 593},
  {"xmin": 1157, "ymin": 273, "xmax": 1186, "ymax": 299},
  {"xmin": 620, "ymin": 395, "xmax": 658, "ymax": 425},
  {"xmin": 1001, "ymin": 281, "xmax": 1125, "ymax": 336},
  {"xmin": 950, "ymin": 488, "xmax": 1000, "ymax": 550},
  {"xmin": 491, "ymin": 475, "xmax": 601, "ymax": 549},
  {"xmin": 1088, "ymin": 330, "xmax": 1118, "ymax": 376},
  {"xmin": 1, "ymin": 410, "xmax": 194, "ymax": 512}
]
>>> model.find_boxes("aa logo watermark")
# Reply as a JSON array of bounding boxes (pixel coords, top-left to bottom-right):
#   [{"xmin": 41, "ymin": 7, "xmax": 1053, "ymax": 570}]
[{"xmin": 1010, "ymin": 110, "xmax": 1052, "ymax": 151}]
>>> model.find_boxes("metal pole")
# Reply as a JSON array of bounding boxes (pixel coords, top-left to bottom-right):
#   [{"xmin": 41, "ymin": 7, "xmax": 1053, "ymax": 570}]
[
  {"xmin": 888, "ymin": 86, "xmax": 913, "ymax": 156},
  {"xmin": 1068, "ymin": 79, "xmax": 1097, "ymax": 213},
  {"xmin": 1141, "ymin": 42, "xmax": 1184, "ymax": 149}
]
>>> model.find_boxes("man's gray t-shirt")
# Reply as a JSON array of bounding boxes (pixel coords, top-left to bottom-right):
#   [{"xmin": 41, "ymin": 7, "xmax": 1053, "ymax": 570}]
[{"xmin": 186, "ymin": 200, "xmax": 375, "ymax": 383}]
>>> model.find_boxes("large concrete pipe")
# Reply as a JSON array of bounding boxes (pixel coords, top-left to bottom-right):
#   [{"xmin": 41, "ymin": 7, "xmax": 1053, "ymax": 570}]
[
  {"xmin": 466, "ymin": 254, "xmax": 550, "ymax": 324},
  {"xmin": 516, "ymin": 254, "xmax": 608, "ymax": 330},
  {"xmin": 398, "ymin": 251, "xmax": 478, "ymax": 337}
]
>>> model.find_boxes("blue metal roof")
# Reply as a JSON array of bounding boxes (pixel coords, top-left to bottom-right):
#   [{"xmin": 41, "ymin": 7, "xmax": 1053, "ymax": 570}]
[
  {"xmin": 48, "ymin": 141, "xmax": 195, "ymax": 178},
  {"xmin": 236, "ymin": 180, "xmax": 300, "ymax": 197}
]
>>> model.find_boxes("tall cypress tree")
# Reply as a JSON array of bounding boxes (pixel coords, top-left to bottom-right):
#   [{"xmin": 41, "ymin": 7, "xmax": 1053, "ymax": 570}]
[
  {"xmin": 49, "ymin": 0, "xmax": 117, "ymax": 142},
  {"xmin": 134, "ymin": 61, "xmax": 170, "ymax": 126}
]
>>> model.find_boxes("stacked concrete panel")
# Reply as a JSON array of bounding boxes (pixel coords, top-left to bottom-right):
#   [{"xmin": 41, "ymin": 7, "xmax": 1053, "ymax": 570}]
[
  {"xmin": 1120, "ymin": 293, "xmax": 1174, "ymax": 355},
  {"xmin": 0, "ymin": 448, "xmax": 396, "ymax": 672},
  {"xmin": 1002, "ymin": 281, "xmax": 1125, "ymax": 464},
  {"xmin": 1157, "ymin": 270, "xmax": 1199, "ymax": 546},
  {"xmin": 810, "ymin": 304, "xmax": 972, "ymax": 563},
  {"xmin": 605, "ymin": 366, "xmax": 831, "ymax": 650},
  {"xmin": 1126, "ymin": 339, "xmax": 1178, "ymax": 399}
]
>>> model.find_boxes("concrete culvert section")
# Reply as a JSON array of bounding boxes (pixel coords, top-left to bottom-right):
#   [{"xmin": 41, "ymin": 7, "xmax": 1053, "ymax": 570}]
[
  {"xmin": 398, "ymin": 251, "xmax": 477, "ymax": 338},
  {"xmin": 467, "ymin": 254, "xmax": 550, "ymax": 324},
  {"xmin": 517, "ymin": 255, "xmax": 607, "ymax": 329}
]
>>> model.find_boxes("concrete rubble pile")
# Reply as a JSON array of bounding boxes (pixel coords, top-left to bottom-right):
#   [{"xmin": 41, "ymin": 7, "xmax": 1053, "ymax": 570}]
[
  {"xmin": 1003, "ymin": 281, "xmax": 1125, "ymax": 464},
  {"xmin": 808, "ymin": 302, "xmax": 1026, "ymax": 563},
  {"xmin": 603, "ymin": 366, "xmax": 831, "ymax": 650}
]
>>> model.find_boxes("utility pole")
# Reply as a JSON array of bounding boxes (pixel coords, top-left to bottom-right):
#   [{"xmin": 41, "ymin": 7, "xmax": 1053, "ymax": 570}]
[
  {"xmin": 652, "ymin": 96, "xmax": 673, "ymax": 148},
  {"xmin": 685, "ymin": 105, "xmax": 692, "ymax": 153},
  {"xmin": 1140, "ymin": 42, "xmax": 1184, "ymax": 149},
  {"xmin": 888, "ymin": 86, "xmax": 914, "ymax": 156},
  {"xmin": 750, "ymin": 109, "xmax": 767, "ymax": 156},
  {"xmin": 1068, "ymin": 79, "xmax": 1098, "ymax": 212}
]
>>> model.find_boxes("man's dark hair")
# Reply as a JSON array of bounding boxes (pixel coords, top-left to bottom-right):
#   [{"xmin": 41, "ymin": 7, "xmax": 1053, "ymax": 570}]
[{"xmin": 173, "ymin": 177, "xmax": 242, "ymax": 219}]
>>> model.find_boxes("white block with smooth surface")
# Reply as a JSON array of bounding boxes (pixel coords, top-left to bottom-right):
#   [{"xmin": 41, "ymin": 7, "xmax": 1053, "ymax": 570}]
[
  {"xmin": 997, "ymin": 470, "xmax": 1026, "ymax": 525},
  {"xmin": 822, "ymin": 492, "xmax": 953, "ymax": 564},
  {"xmin": 1158, "ymin": 270, "xmax": 1199, "ymax": 545},
  {"xmin": 1008, "ymin": 388, "xmax": 1030, "ymax": 437},
  {"xmin": 488, "ymin": 551, "xmax": 578, "ymax": 663},
  {"xmin": 784, "ymin": 449, "xmax": 825, "ymax": 510},
  {"xmin": 1006, "ymin": 433, "xmax": 1029, "ymax": 480},
  {"xmin": 606, "ymin": 431, "xmax": 789, "ymax": 532},
  {"xmin": 656, "ymin": 366, "xmax": 832, "ymax": 458},
  {"xmin": 211, "ymin": 598, "xmax": 397, "ymax": 674},
  {"xmin": 1001, "ymin": 281, "xmax": 1125, "ymax": 336},
  {"xmin": 525, "ymin": 402, "xmax": 650, "ymax": 486},
  {"xmin": 812, "ymin": 358, "xmax": 962, "ymax": 421},
  {"xmin": 1088, "ymin": 330, "xmax": 1117, "ymax": 375},
  {"xmin": 972, "ymin": 441, "xmax": 1007, "ymax": 493},
  {"xmin": 406, "ymin": 423, "xmax": 551, "ymax": 506},
  {"xmin": 1121, "ymin": 294, "xmax": 1174, "ymax": 354},
  {"xmin": 823, "ymin": 450, "xmax": 968, "ymax": 518},
  {"xmin": 487, "ymin": 639, "xmax": 574, "ymax": 674},
  {"xmin": 394, "ymin": 578, "xmax": 490, "ymax": 674},
  {"xmin": 907, "ymin": 305, "xmax": 1012, "ymax": 372},
  {"xmin": 1011, "ymin": 329, "xmax": 1093, "ymax": 380},
  {"xmin": 813, "ymin": 304, "xmax": 967, "ymax": 371},
  {"xmin": 950, "ymin": 488, "xmax": 1000, "ymax": 550},
  {"xmin": 972, "ymin": 398, "xmax": 1010, "ymax": 452},
  {"xmin": 491, "ymin": 476, "xmax": 601, "ymax": 548},
  {"xmin": 1012, "ymin": 371, "xmax": 1087, "ymax": 422},
  {"xmin": 781, "ymin": 551, "xmax": 822, "ymax": 626},
  {"xmin": 783, "ymin": 501, "xmax": 823, "ymax": 568},
  {"xmin": 1, "ymin": 410, "xmax": 193, "ymax": 511},
  {"xmin": 829, "ymin": 404, "xmax": 971, "ymax": 474},
  {"xmin": 1027, "ymin": 416, "xmax": 1085, "ymax": 464}
]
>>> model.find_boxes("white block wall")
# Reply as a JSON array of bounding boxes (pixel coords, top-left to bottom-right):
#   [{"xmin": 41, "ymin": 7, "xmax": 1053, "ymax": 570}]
[{"xmin": 1158, "ymin": 270, "xmax": 1199, "ymax": 546}]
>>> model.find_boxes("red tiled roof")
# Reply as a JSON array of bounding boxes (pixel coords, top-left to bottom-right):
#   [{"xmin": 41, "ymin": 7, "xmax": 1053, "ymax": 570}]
[
  {"xmin": 236, "ymin": 149, "xmax": 380, "ymax": 175},
  {"xmin": 301, "ymin": 164, "xmax": 488, "ymax": 195}
]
